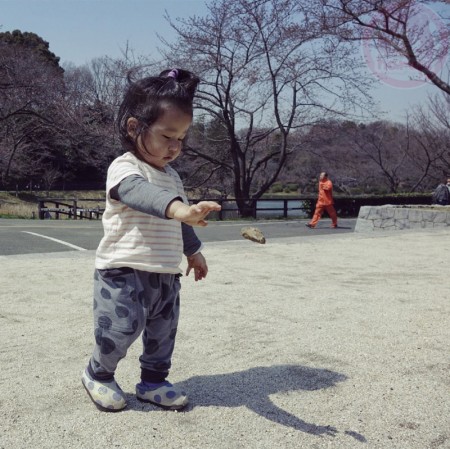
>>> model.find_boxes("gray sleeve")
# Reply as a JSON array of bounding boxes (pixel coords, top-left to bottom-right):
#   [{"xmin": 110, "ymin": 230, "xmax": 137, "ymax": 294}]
[
  {"xmin": 110, "ymin": 174, "xmax": 182, "ymax": 219},
  {"xmin": 181, "ymin": 223, "xmax": 203, "ymax": 256}
]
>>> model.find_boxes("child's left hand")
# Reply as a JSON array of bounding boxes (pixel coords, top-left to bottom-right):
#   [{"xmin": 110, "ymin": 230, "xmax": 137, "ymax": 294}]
[{"xmin": 186, "ymin": 252, "xmax": 208, "ymax": 281}]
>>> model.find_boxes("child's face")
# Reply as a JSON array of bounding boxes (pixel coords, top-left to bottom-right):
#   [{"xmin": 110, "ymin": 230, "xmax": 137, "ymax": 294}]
[{"xmin": 128, "ymin": 105, "xmax": 192, "ymax": 171}]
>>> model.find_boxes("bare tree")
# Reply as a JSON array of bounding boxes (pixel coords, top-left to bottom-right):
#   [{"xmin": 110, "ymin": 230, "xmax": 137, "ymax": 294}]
[
  {"xmin": 318, "ymin": 0, "xmax": 450, "ymax": 95},
  {"xmin": 407, "ymin": 92, "xmax": 450, "ymax": 188},
  {"xmin": 346, "ymin": 121, "xmax": 413, "ymax": 192},
  {"xmin": 0, "ymin": 31, "xmax": 162, "ymax": 190},
  {"xmin": 286, "ymin": 120, "xmax": 370, "ymax": 192},
  {"xmin": 284, "ymin": 118, "xmax": 439, "ymax": 193},
  {"xmin": 162, "ymin": 0, "xmax": 373, "ymax": 216},
  {"xmin": 51, "ymin": 50, "xmax": 158, "ymax": 188},
  {"xmin": 87, "ymin": 48, "xmax": 156, "ymax": 116},
  {"xmin": 0, "ymin": 35, "xmax": 65, "ymax": 187}
]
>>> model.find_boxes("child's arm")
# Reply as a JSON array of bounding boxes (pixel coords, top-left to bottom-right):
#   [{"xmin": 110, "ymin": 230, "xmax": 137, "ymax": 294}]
[
  {"xmin": 186, "ymin": 252, "xmax": 208, "ymax": 281},
  {"xmin": 111, "ymin": 175, "xmax": 220, "ymax": 226},
  {"xmin": 111, "ymin": 175, "xmax": 182, "ymax": 218},
  {"xmin": 166, "ymin": 200, "xmax": 221, "ymax": 227},
  {"xmin": 182, "ymin": 224, "xmax": 208, "ymax": 281},
  {"xmin": 182, "ymin": 223, "xmax": 203, "ymax": 257}
]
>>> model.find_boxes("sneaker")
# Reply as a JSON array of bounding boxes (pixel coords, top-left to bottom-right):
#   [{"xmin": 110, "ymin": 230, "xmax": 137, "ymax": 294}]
[
  {"xmin": 136, "ymin": 380, "xmax": 188, "ymax": 410},
  {"xmin": 81, "ymin": 369, "xmax": 127, "ymax": 412},
  {"xmin": 305, "ymin": 223, "xmax": 315, "ymax": 228}
]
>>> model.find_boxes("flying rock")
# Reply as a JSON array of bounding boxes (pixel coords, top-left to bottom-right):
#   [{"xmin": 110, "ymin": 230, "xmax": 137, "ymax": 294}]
[{"xmin": 240, "ymin": 226, "xmax": 266, "ymax": 244}]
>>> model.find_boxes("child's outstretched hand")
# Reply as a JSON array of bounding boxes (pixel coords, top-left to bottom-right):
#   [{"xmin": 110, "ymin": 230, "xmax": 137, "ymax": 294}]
[
  {"xmin": 167, "ymin": 200, "xmax": 221, "ymax": 227},
  {"xmin": 186, "ymin": 252, "xmax": 208, "ymax": 281}
]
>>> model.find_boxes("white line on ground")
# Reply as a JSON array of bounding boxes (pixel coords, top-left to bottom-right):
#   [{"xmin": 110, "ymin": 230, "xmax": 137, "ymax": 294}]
[{"xmin": 21, "ymin": 231, "xmax": 87, "ymax": 251}]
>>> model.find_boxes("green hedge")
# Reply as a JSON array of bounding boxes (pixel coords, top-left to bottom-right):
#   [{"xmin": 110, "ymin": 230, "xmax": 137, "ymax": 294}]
[{"xmin": 304, "ymin": 194, "xmax": 432, "ymax": 218}]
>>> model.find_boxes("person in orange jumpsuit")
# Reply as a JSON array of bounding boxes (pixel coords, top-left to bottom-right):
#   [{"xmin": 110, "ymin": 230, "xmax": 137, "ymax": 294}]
[{"xmin": 306, "ymin": 172, "xmax": 338, "ymax": 228}]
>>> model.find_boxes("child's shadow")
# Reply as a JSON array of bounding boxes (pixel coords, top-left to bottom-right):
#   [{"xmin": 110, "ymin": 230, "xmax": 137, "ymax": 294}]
[{"xmin": 130, "ymin": 364, "xmax": 366, "ymax": 441}]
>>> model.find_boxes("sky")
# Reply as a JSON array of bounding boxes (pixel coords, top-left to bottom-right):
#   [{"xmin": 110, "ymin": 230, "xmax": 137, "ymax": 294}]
[{"xmin": 1, "ymin": 0, "xmax": 448, "ymax": 123}]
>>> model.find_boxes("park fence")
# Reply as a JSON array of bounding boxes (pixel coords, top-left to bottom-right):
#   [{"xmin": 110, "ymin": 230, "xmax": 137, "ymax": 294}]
[
  {"xmin": 37, "ymin": 197, "xmax": 311, "ymax": 220},
  {"xmin": 37, "ymin": 194, "xmax": 432, "ymax": 220}
]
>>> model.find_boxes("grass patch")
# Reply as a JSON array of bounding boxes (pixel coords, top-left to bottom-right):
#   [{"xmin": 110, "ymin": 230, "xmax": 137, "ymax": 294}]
[{"xmin": 0, "ymin": 191, "xmax": 106, "ymax": 219}]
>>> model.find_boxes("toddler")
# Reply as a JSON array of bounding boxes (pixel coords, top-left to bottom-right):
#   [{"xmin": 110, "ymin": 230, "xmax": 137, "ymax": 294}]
[{"xmin": 82, "ymin": 68, "xmax": 221, "ymax": 412}]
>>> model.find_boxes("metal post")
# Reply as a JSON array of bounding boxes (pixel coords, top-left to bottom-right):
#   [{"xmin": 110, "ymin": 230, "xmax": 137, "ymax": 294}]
[{"xmin": 38, "ymin": 200, "xmax": 44, "ymax": 219}]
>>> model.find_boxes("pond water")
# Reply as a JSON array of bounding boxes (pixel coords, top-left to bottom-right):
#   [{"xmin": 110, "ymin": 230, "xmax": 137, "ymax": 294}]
[
  {"xmin": 218, "ymin": 199, "xmax": 309, "ymax": 219},
  {"xmin": 256, "ymin": 199, "xmax": 308, "ymax": 218}
]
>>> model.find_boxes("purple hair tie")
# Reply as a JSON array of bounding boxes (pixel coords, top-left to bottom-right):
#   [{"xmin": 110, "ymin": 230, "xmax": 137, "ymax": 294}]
[{"xmin": 167, "ymin": 69, "xmax": 179, "ymax": 79}]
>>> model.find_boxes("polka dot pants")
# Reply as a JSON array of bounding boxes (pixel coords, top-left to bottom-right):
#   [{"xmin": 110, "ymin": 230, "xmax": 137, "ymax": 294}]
[{"xmin": 88, "ymin": 268, "xmax": 181, "ymax": 382}]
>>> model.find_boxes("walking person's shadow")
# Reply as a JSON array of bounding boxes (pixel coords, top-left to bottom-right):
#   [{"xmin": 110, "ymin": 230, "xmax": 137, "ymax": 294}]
[{"xmin": 130, "ymin": 364, "xmax": 366, "ymax": 441}]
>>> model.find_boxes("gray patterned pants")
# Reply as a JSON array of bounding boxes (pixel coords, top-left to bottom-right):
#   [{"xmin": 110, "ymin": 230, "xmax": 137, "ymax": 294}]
[{"xmin": 88, "ymin": 268, "xmax": 181, "ymax": 383}]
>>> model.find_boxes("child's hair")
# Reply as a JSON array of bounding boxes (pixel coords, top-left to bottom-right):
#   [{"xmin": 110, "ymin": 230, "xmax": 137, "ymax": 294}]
[{"xmin": 117, "ymin": 68, "xmax": 200, "ymax": 152}]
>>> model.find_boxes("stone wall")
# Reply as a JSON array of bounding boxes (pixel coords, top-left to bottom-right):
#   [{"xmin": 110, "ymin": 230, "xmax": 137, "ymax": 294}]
[{"xmin": 355, "ymin": 205, "xmax": 450, "ymax": 232}]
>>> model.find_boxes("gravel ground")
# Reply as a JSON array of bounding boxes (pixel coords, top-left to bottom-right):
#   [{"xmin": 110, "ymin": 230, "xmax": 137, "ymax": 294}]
[{"xmin": 0, "ymin": 229, "xmax": 449, "ymax": 449}]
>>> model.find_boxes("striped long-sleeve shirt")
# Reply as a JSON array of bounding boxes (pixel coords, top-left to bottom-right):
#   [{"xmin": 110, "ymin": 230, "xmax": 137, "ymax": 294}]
[{"xmin": 95, "ymin": 152, "xmax": 199, "ymax": 274}]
